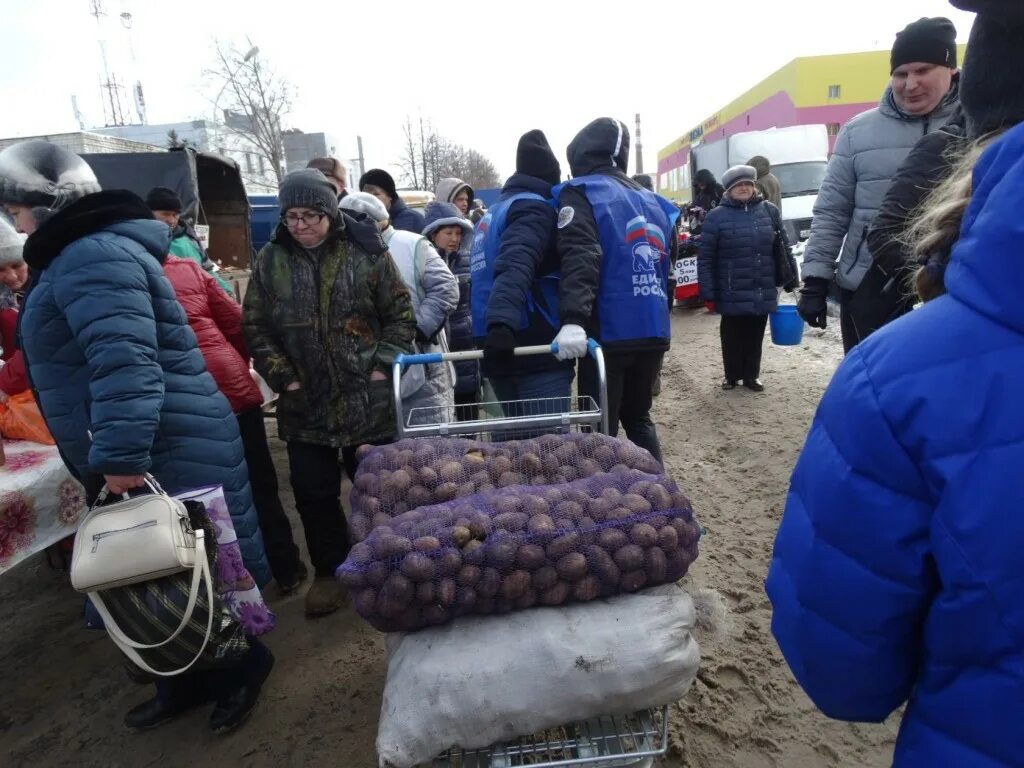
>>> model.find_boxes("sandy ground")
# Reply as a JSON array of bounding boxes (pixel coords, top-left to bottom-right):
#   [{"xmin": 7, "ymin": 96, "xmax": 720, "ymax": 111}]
[{"xmin": 0, "ymin": 304, "xmax": 901, "ymax": 768}]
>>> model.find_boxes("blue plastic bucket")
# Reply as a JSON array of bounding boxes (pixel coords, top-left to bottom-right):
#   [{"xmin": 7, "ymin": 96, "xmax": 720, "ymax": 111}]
[{"xmin": 770, "ymin": 305, "xmax": 805, "ymax": 346}]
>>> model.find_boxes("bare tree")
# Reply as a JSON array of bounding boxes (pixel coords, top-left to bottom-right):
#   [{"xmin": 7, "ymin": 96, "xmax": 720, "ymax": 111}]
[
  {"xmin": 207, "ymin": 43, "xmax": 292, "ymax": 183},
  {"xmin": 166, "ymin": 129, "xmax": 192, "ymax": 150},
  {"xmin": 397, "ymin": 115, "xmax": 501, "ymax": 192}
]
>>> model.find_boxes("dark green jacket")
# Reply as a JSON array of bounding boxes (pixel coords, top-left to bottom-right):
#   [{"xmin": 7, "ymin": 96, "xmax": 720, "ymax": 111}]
[{"xmin": 243, "ymin": 216, "xmax": 415, "ymax": 447}]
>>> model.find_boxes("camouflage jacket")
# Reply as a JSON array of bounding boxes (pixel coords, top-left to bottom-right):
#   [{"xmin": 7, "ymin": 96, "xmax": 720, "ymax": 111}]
[{"xmin": 243, "ymin": 216, "xmax": 415, "ymax": 447}]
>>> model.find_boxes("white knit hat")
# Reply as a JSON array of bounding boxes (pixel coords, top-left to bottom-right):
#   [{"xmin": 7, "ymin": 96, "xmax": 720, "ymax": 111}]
[
  {"xmin": 339, "ymin": 191, "xmax": 390, "ymax": 224},
  {"xmin": 0, "ymin": 217, "xmax": 25, "ymax": 266}
]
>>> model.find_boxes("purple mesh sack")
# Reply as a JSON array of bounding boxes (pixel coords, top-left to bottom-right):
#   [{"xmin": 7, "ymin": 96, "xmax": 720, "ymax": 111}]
[
  {"xmin": 349, "ymin": 433, "xmax": 664, "ymax": 542},
  {"xmin": 337, "ymin": 470, "xmax": 701, "ymax": 632}
]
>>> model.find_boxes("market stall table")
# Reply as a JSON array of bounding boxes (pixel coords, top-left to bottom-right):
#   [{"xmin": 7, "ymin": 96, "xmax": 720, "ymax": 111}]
[{"xmin": 0, "ymin": 439, "xmax": 83, "ymax": 575}]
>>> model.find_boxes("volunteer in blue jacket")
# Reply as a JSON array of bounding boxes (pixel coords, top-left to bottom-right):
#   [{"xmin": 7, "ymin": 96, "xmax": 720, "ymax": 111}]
[
  {"xmin": 553, "ymin": 118, "xmax": 677, "ymax": 464},
  {"xmin": 767, "ymin": 114, "xmax": 1024, "ymax": 767},
  {"xmin": 0, "ymin": 140, "xmax": 272, "ymax": 734},
  {"xmin": 476, "ymin": 129, "xmax": 572, "ymax": 411}
]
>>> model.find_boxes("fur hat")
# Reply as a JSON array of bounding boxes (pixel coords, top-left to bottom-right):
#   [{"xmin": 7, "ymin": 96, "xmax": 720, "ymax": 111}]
[
  {"xmin": 0, "ymin": 217, "xmax": 25, "ymax": 266},
  {"xmin": 359, "ymin": 169, "xmax": 399, "ymax": 202},
  {"xmin": 278, "ymin": 169, "xmax": 339, "ymax": 220},
  {"xmin": 950, "ymin": 0, "xmax": 1024, "ymax": 138},
  {"xmin": 339, "ymin": 191, "xmax": 390, "ymax": 224},
  {"xmin": 722, "ymin": 165, "xmax": 758, "ymax": 193},
  {"xmin": 0, "ymin": 140, "xmax": 101, "ymax": 211},
  {"xmin": 891, "ymin": 17, "xmax": 958, "ymax": 73},
  {"xmin": 145, "ymin": 186, "xmax": 183, "ymax": 213},
  {"xmin": 422, "ymin": 201, "xmax": 473, "ymax": 241}
]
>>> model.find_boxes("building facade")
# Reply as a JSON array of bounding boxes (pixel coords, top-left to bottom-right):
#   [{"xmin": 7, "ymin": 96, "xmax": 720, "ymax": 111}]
[
  {"xmin": 0, "ymin": 131, "xmax": 160, "ymax": 155},
  {"xmin": 656, "ymin": 46, "xmax": 966, "ymax": 201},
  {"xmin": 283, "ymin": 130, "xmax": 360, "ymax": 187}
]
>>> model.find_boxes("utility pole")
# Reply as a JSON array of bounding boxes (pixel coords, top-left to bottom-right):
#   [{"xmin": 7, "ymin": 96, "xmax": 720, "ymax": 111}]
[
  {"xmin": 356, "ymin": 135, "xmax": 365, "ymax": 179},
  {"xmin": 634, "ymin": 113, "xmax": 644, "ymax": 175}
]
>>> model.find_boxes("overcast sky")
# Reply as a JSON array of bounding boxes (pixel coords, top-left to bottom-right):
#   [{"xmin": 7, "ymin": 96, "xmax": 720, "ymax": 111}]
[{"xmin": 0, "ymin": 0, "xmax": 975, "ymax": 185}]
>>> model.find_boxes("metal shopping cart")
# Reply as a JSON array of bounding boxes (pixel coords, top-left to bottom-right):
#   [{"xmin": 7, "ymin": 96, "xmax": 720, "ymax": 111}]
[{"xmin": 392, "ymin": 341, "xmax": 669, "ymax": 768}]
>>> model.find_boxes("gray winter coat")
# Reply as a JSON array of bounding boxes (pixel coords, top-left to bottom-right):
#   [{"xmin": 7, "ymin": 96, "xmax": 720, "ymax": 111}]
[{"xmin": 801, "ymin": 83, "xmax": 960, "ymax": 291}]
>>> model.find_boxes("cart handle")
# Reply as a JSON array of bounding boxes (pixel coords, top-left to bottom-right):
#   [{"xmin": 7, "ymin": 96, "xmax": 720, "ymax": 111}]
[{"xmin": 395, "ymin": 338, "xmax": 601, "ymax": 368}]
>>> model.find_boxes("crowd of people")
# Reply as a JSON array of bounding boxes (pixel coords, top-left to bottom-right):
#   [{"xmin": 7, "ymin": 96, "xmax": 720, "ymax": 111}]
[{"xmin": 0, "ymin": 0, "xmax": 1021, "ymax": 761}]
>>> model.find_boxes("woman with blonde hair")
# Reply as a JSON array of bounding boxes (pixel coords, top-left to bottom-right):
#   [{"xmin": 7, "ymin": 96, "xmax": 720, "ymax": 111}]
[{"xmin": 767, "ymin": 88, "xmax": 1024, "ymax": 768}]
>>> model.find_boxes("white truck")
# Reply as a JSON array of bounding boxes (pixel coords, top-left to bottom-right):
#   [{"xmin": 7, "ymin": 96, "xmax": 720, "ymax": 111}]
[{"xmin": 690, "ymin": 124, "xmax": 830, "ymax": 251}]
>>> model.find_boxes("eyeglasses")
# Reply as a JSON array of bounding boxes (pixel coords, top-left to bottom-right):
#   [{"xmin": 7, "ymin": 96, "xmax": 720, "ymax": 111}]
[{"xmin": 282, "ymin": 212, "xmax": 326, "ymax": 227}]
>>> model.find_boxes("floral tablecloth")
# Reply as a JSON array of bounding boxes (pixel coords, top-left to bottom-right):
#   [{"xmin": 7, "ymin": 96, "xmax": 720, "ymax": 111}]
[{"xmin": 0, "ymin": 439, "xmax": 83, "ymax": 576}]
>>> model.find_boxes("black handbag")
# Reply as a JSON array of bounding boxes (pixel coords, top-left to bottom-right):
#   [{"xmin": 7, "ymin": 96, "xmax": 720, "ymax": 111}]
[{"xmin": 766, "ymin": 204, "xmax": 799, "ymax": 291}]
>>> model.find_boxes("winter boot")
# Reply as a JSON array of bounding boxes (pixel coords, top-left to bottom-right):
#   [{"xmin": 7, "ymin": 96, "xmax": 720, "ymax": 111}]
[{"xmin": 305, "ymin": 576, "xmax": 347, "ymax": 617}]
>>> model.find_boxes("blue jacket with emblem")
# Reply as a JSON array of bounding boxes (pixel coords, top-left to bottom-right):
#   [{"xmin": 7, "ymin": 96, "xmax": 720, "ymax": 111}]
[
  {"xmin": 697, "ymin": 195, "xmax": 784, "ymax": 315},
  {"xmin": 19, "ymin": 191, "xmax": 270, "ymax": 586},
  {"xmin": 766, "ymin": 122, "xmax": 1024, "ymax": 767}
]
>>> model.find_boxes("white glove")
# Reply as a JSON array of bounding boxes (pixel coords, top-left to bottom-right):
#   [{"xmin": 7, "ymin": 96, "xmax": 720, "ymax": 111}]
[{"xmin": 553, "ymin": 324, "xmax": 588, "ymax": 361}]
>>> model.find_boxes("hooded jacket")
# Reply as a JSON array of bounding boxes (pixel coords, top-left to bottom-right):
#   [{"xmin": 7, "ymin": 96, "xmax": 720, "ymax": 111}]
[
  {"xmin": 436, "ymin": 178, "xmax": 475, "ymax": 212},
  {"xmin": 767, "ymin": 120, "xmax": 1024, "ymax": 767},
  {"xmin": 749, "ymin": 156, "xmax": 783, "ymax": 209},
  {"xmin": 19, "ymin": 191, "xmax": 270, "ymax": 585},
  {"xmin": 243, "ymin": 215, "xmax": 416, "ymax": 447},
  {"xmin": 389, "ymin": 196, "xmax": 425, "ymax": 235},
  {"xmin": 556, "ymin": 118, "xmax": 676, "ymax": 352},
  {"xmin": 802, "ymin": 79, "xmax": 960, "ymax": 291},
  {"xmin": 692, "ymin": 169, "xmax": 724, "ymax": 212}
]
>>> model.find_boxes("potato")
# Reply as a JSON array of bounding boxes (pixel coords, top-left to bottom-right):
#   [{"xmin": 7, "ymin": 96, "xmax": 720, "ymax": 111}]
[
  {"xmin": 416, "ymin": 581, "xmax": 436, "ymax": 605},
  {"xmin": 629, "ymin": 523, "xmax": 659, "ymax": 548},
  {"xmin": 559, "ymin": 466, "xmax": 580, "ymax": 483},
  {"xmin": 541, "ymin": 487, "xmax": 564, "ymax": 506},
  {"xmin": 501, "ymin": 569, "xmax": 531, "ymax": 600},
  {"xmin": 401, "ymin": 552, "xmax": 436, "ymax": 582},
  {"xmin": 462, "ymin": 539, "xmax": 486, "ymax": 565},
  {"xmin": 666, "ymin": 547, "xmax": 697, "ymax": 580},
  {"xmin": 406, "ymin": 485, "xmax": 433, "ymax": 510},
  {"xmin": 451, "ymin": 525, "xmax": 472, "ymax": 548},
  {"xmin": 648, "ymin": 515, "xmax": 669, "ymax": 530},
  {"xmin": 621, "ymin": 494, "xmax": 653, "ymax": 516},
  {"xmin": 597, "ymin": 528, "xmax": 628, "ymax": 551},
  {"xmin": 578, "ymin": 459, "xmax": 602, "ymax": 478},
  {"xmin": 593, "ymin": 444, "xmax": 616, "ymax": 470},
  {"xmin": 554, "ymin": 501, "xmax": 585, "ymax": 522},
  {"xmin": 601, "ymin": 487, "xmax": 623, "ymax": 502},
  {"xmin": 519, "ymin": 453, "xmax": 543, "ymax": 476},
  {"xmin": 382, "ymin": 572, "xmax": 414, "ymax": 606},
  {"xmin": 488, "ymin": 455, "xmax": 513, "ymax": 482},
  {"xmin": 337, "ymin": 567, "xmax": 365, "ymax": 589},
  {"xmin": 455, "ymin": 587, "xmax": 478, "ymax": 613},
  {"xmin": 354, "ymin": 472, "xmax": 377, "ymax": 494},
  {"xmin": 498, "ymin": 471, "xmax": 526, "ymax": 488},
  {"xmin": 365, "ymin": 561, "xmax": 389, "ymax": 588},
  {"xmin": 645, "ymin": 484, "xmax": 673, "ymax": 512},
  {"xmin": 418, "ymin": 466, "xmax": 440, "ymax": 490},
  {"xmin": 555, "ymin": 552, "xmax": 588, "ymax": 582},
  {"xmin": 646, "ymin": 546, "xmax": 668, "ymax": 583},
  {"xmin": 436, "ymin": 548, "xmax": 462, "ymax": 576},
  {"xmin": 541, "ymin": 452, "xmax": 562, "ymax": 477},
  {"xmin": 353, "ymin": 588, "xmax": 377, "ymax": 616},
  {"xmin": 478, "ymin": 567, "xmax": 502, "ymax": 598},
  {"xmin": 554, "ymin": 442, "xmax": 580, "ymax": 465},
  {"xmin": 657, "ymin": 525, "xmax": 679, "ymax": 552},
  {"xmin": 546, "ymin": 532, "xmax": 580, "ymax": 559},
  {"xmin": 586, "ymin": 497, "xmax": 614, "ymax": 521},
  {"xmin": 532, "ymin": 565, "xmax": 559, "ymax": 592},
  {"xmin": 456, "ymin": 564, "xmax": 482, "ymax": 587},
  {"xmin": 434, "ymin": 482, "xmax": 459, "ymax": 502},
  {"xmin": 515, "ymin": 543, "xmax": 545, "ymax": 571},
  {"xmin": 384, "ymin": 468, "xmax": 413, "ymax": 494},
  {"xmin": 485, "ymin": 535, "xmax": 519, "ymax": 570},
  {"xmin": 493, "ymin": 511, "xmax": 529, "ymax": 532},
  {"xmin": 539, "ymin": 581, "xmax": 571, "ymax": 606},
  {"xmin": 627, "ymin": 479, "xmax": 653, "ymax": 498},
  {"xmin": 613, "ymin": 543, "xmax": 645, "ymax": 572},
  {"xmin": 515, "ymin": 589, "xmax": 539, "ymax": 610},
  {"xmin": 522, "ymin": 495, "xmax": 548, "ymax": 517},
  {"xmin": 372, "ymin": 513, "xmax": 393, "ymax": 529},
  {"xmin": 413, "ymin": 536, "xmax": 442, "ymax": 553},
  {"xmin": 671, "ymin": 517, "xmax": 700, "ymax": 548},
  {"xmin": 573, "ymin": 575, "xmax": 601, "ymax": 602},
  {"xmin": 349, "ymin": 515, "xmax": 371, "ymax": 542},
  {"xmin": 527, "ymin": 513, "xmax": 556, "ymax": 538},
  {"xmin": 355, "ymin": 443, "xmax": 375, "ymax": 462},
  {"xmin": 584, "ymin": 545, "xmax": 621, "ymax": 586},
  {"xmin": 619, "ymin": 570, "xmax": 648, "ymax": 593},
  {"xmin": 464, "ymin": 451, "xmax": 486, "ymax": 467},
  {"xmin": 422, "ymin": 605, "xmax": 450, "ymax": 627},
  {"xmin": 437, "ymin": 577, "xmax": 457, "ymax": 606},
  {"xmin": 348, "ymin": 542, "xmax": 374, "ymax": 565},
  {"xmin": 438, "ymin": 460, "xmax": 464, "ymax": 484},
  {"xmin": 609, "ymin": 463, "xmax": 631, "ymax": 474}
]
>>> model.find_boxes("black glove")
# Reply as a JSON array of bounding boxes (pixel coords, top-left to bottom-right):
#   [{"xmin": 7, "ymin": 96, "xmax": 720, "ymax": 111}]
[
  {"xmin": 415, "ymin": 326, "xmax": 439, "ymax": 346},
  {"xmin": 797, "ymin": 277, "xmax": 830, "ymax": 329},
  {"xmin": 483, "ymin": 324, "xmax": 516, "ymax": 366}
]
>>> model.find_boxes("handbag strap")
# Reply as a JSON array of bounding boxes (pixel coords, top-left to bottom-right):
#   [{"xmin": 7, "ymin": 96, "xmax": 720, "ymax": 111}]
[
  {"xmin": 92, "ymin": 475, "xmax": 167, "ymax": 510},
  {"xmin": 88, "ymin": 530, "xmax": 217, "ymax": 677}
]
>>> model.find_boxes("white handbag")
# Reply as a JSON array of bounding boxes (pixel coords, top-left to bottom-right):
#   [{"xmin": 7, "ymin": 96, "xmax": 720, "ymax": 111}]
[{"xmin": 70, "ymin": 477, "xmax": 216, "ymax": 677}]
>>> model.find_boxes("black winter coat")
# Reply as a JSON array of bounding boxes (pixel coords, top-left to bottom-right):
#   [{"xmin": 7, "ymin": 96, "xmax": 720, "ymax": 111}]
[
  {"xmin": 390, "ymin": 198, "xmax": 425, "ymax": 235},
  {"xmin": 698, "ymin": 196, "xmax": 781, "ymax": 316},
  {"xmin": 484, "ymin": 172, "xmax": 570, "ymax": 377}
]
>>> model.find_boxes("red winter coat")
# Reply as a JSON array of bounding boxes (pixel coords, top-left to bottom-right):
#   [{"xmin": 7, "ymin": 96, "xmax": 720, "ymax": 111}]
[
  {"xmin": 0, "ymin": 307, "xmax": 28, "ymax": 395},
  {"xmin": 162, "ymin": 256, "xmax": 262, "ymax": 413}
]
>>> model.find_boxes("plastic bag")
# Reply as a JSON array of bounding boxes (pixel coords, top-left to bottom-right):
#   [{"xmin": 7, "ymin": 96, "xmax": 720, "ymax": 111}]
[
  {"xmin": 0, "ymin": 391, "xmax": 54, "ymax": 444},
  {"xmin": 376, "ymin": 584, "xmax": 701, "ymax": 768},
  {"xmin": 337, "ymin": 469, "xmax": 701, "ymax": 632},
  {"xmin": 349, "ymin": 433, "xmax": 664, "ymax": 541}
]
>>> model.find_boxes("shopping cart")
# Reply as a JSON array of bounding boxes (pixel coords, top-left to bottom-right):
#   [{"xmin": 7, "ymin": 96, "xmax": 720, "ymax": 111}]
[{"xmin": 391, "ymin": 341, "xmax": 668, "ymax": 768}]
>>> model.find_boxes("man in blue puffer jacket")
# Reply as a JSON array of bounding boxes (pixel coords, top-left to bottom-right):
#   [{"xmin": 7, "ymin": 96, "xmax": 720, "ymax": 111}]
[
  {"xmin": 0, "ymin": 141, "xmax": 270, "ymax": 588},
  {"xmin": 478, "ymin": 129, "xmax": 573, "ymax": 406},
  {"xmin": 766, "ymin": 116, "xmax": 1024, "ymax": 766}
]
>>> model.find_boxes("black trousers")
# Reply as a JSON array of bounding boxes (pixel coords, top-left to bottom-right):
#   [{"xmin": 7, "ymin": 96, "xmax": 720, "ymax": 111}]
[
  {"xmin": 154, "ymin": 636, "xmax": 270, "ymax": 705},
  {"xmin": 236, "ymin": 408, "xmax": 302, "ymax": 584},
  {"xmin": 720, "ymin": 315, "xmax": 768, "ymax": 383},
  {"xmin": 839, "ymin": 288, "xmax": 859, "ymax": 354},
  {"xmin": 286, "ymin": 442, "xmax": 352, "ymax": 577},
  {"xmin": 454, "ymin": 390, "xmax": 479, "ymax": 422},
  {"xmin": 579, "ymin": 349, "xmax": 664, "ymax": 466}
]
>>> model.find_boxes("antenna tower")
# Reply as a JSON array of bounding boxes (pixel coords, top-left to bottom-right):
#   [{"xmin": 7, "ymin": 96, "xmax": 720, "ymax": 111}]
[{"xmin": 90, "ymin": 0, "xmax": 129, "ymax": 126}]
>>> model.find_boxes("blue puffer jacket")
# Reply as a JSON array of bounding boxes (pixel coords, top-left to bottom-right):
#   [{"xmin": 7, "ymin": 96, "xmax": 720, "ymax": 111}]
[
  {"xmin": 20, "ymin": 191, "xmax": 270, "ymax": 587},
  {"xmin": 484, "ymin": 172, "xmax": 568, "ymax": 378},
  {"xmin": 697, "ymin": 195, "xmax": 780, "ymax": 315},
  {"xmin": 389, "ymin": 197, "xmax": 425, "ymax": 235},
  {"xmin": 766, "ymin": 122, "xmax": 1024, "ymax": 767}
]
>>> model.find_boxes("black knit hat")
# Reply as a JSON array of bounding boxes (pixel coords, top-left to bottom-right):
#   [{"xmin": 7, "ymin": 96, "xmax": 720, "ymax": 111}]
[
  {"xmin": 891, "ymin": 17, "xmax": 958, "ymax": 73},
  {"xmin": 359, "ymin": 168, "xmax": 398, "ymax": 201},
  {"xmin": 145, "ymin": 186, "xmax": 183, "ymax": 213},
  {"xmin": 515, "ymin": 130, "xmax": 561, "ymax": 186},
  {"xmin": 278, "ymin": 169, "xmax": 339, "ymax": 220},
  {"xmin": 950, "ymin": 0, "xmax": 1024, "ymax": 138}
]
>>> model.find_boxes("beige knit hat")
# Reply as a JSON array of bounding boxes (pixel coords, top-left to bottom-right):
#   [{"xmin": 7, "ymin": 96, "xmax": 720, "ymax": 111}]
[{"xmin": 0, "ymin": 217, "xmax": 25, "ymax": 266}]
